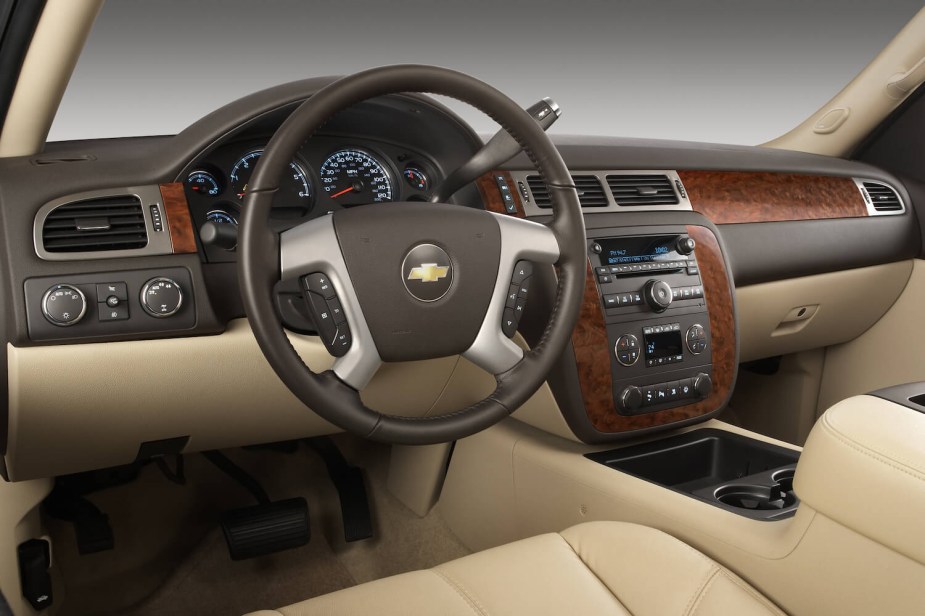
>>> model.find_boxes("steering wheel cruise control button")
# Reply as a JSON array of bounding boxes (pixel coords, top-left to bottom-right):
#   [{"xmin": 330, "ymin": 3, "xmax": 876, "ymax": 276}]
[
  {"xmin": 140, "ymin": 278, "xmax": 183, "ymax": 318},
  {"xmin": 304, "ymin": 273, "xmax": 336, "ymax": 299},
  {"xmin": 300, "ymin": 273, "xmax": 353, "ymax": 357},
  {"xmin": 42, "ymin": 284, "xmax": 87, "ymax": 326}
]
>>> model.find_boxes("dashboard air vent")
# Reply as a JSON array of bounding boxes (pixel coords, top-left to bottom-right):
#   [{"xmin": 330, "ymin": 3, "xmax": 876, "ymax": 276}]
[
  {"xmin": 42, "ymin": 194, "xmax": 148, "ymax": 253},
  {"xmin": 863, "ymin": 182, "xmax": 903, "ymax": 212},
  {"xmin": 607, "ymin": 174, "xmax": 679, "ymax": 206},
  {"xmin": 526, "ymin": 175, "xmax": 608, "ymax": 208}
]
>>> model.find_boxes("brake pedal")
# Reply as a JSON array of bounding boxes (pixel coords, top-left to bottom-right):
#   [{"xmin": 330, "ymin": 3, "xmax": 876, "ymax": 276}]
[
  {"xmin": 221, "ymin": 498, "xmax": 310, "ymax": 561},
  {"xmin": 204, "ymin": 451, "xmax": 311, "ymax": 560}
]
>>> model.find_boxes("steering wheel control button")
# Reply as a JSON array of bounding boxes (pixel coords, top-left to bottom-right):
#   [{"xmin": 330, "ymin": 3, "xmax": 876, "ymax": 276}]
[
  {"xmin": 506, "ymin": 284, "xmax": 519, "ymax": 308},
  {"xmin": 401, "ymin": 244, "xmax": 453, "ymax": 302},
  {"xmin": 328, "ymin": 297, "xmax": 347, "ymax": 325},
  {"xmin": 140, "ymin": 278, "xmax": 183, "ymax": 318},
  {"xmin": 42, "ymin": 284, "xmax": 87, "ymax": 327},
  {"xmin": 511, "ymin": 260, "xmax": 532, "ymax": 284},
  {"xmin": 304, "ymin": 273, "xmax": 336, "ymax": 299},
  {"xmin": 96, "ymin": 282, "xmax": 127, "ymax": 301},
  {"xmin": 500, "ymin": 260, "xmax": 534, "ymax": 338},
  {"xmin": 614, "ymin": 334, "xmax": 640, "ymax": 367},
  {"xmin": 502, "ymin": 308, "xmax": 518, "ymax": 338},
  {"xmin": 686, "ymin": 324, "xmax": 708, "ymax": 354}
]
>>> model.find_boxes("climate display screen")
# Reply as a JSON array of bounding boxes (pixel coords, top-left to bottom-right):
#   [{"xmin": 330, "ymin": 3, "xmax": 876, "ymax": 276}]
[
  {"xmin": 645, "ymin": 330, "xmax": 684, "ymax": 361},
  {"xmin": 598, "ymin": 235, "xmax": 680, "ymax": 265}
]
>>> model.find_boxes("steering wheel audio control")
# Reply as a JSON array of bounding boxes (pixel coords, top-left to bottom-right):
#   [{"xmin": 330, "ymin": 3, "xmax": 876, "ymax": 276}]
[
  {"xmin": 502, "ymin": 261, "xmax": 532, "ymax": 338},
  {"xmin": 41, "ymin": 284, "xmax": 87, "ymax": 326},
  {"xmin": 140, "ymin": 278, "xmax": 183, "ymax": 318},
  {"xmin": 301, "ymin": 273, "xmax": 352, "ymax": 357}
]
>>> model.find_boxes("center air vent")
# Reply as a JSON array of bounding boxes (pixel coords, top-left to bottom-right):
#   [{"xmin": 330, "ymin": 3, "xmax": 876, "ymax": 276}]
[
  {"xmin": 607, "ymin": 174, "xmax": 679, "ymax": 206},
  {"xmin": 42, "ymin": 194, "xmax": 148, "ymax": 253},
  {"xmin": 526, "ymin": 175, "xmax": 607, "ymax": 208},
  {"xmin": 862, "ymin": 182, "xmax": 903, "ymax": 213}
]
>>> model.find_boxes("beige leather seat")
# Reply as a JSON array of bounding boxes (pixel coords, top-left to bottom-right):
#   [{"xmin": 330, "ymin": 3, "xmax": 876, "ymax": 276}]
[{"xmin": 249, "ymin": 522, "xmax": 784, "ymax": 616}]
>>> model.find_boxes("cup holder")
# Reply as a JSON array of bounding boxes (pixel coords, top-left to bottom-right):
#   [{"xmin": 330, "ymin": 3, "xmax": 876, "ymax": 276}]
[
  {"xmin": 714, "ymin": 481, "xmax": 797, "ymax": 511},
  {"xmin": 771, "ymin": 468, "xmax": 795, "ymax": 494}
]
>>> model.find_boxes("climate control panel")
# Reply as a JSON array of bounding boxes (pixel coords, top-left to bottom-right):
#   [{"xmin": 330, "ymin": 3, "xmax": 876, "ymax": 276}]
[{"xmin": 25, "ymin": 267, "xmax": 196, "ymax": 342}]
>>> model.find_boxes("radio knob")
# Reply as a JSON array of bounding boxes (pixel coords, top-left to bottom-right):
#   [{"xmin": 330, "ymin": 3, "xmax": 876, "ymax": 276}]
[
  {"xmin": 643, "ymin": 279, "xmax": 673, "ymax": 313},
  {"xmin": 619, "ymin": 386, "xmax": 643, "ymax": 412},
  {"xmin": 693, "ymin": 373, "xmax": 713, "ymax": 398},
  {"xmin": 676, "ymin": 236, "xmax": 696, "ymax": 255}
]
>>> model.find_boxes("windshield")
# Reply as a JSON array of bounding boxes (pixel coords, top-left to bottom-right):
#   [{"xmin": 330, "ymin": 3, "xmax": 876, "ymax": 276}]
[{"xmin": 49, "ymin": 0, "xmax": 922, "ymax": 145}]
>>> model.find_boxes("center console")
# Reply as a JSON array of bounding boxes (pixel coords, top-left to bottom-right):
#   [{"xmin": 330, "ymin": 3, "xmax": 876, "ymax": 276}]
[{"xmin": 562, "ymin": 221, "xmax": 737, "ymax": 441}]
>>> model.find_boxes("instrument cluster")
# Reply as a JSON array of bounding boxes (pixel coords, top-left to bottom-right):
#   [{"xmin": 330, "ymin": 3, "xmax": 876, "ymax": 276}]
[{"xmin": 184, "ymin": 137, "xmax": 439, "ymax": 261}]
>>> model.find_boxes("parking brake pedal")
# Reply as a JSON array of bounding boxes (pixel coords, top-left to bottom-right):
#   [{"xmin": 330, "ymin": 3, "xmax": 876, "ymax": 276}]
[
  {"xmin": 305, "ymin": 437, "xmax": 373, "ymax": 542},
  {"xmin": 203, "ymin": 451, "xmax": 310, "ymax": 560}
]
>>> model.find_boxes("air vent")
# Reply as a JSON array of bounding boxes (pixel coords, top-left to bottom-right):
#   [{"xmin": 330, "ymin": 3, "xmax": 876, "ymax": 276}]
[
  {"xmin": 607, "ymin": 174, "xmax": 679, "ymax": 206},
  {"xmin": 42, "ymin": 195, "xmax": 148, "ymax": 253},
  {"xmin": 863, "ymin": 182, "xmax": 903, "ymax": 212},
  {"xmin": 526, "ymin": 175, "xmax": 608, "ymax": 208}
]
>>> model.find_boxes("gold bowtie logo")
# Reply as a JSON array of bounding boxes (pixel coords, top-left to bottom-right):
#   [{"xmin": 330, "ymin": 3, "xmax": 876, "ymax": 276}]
[{"xmin": 407, "ymin": 263, "xmax": 449, "ymax": 283}]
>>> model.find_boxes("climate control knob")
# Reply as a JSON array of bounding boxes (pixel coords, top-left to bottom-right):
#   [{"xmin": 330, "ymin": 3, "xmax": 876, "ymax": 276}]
[
  {"xmin": 619, "ymin": 386, "xmax": 643, "ymax": 412},
  {"xmin": 693, "ymin": 373, "xmax": 713, "ymax": 398},
  {"xmin": 643, "ymin": 279, "xmax": 673, "ymax": 313},
  {"xmin": 141, "ymin": 278, "xmax": 183, "ymax": 318},
  {"xmin": 42, "ymin": 284, "xmax": 87, "ymax": 326}
]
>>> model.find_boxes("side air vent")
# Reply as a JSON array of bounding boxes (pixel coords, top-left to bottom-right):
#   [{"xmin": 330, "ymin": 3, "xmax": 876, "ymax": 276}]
[
  {"xmin": 862, "ymin": 182, "xmax": 903, "ymax": 213},
  {"xmin": 526, "ymin": 175, "xmax": 608, "ymax": 208},
  {"xmin": 607, "ymin": 174, "xmax": 679, "ymax": 206},
  {"xmin": 42, "ymin": 195, "xmax": 148, "ymax": 253}
]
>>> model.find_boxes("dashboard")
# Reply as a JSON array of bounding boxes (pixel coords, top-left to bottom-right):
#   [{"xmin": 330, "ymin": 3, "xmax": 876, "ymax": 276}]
[{"xmin": 0, "ymin": 77, "xmax": 921, "ymax": 481}]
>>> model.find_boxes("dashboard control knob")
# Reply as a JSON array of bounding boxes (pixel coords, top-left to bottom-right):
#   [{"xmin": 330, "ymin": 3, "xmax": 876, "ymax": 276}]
[
  {"xmin": 686, "ymin": 324, "xmax": 708, "ymax": 354},
  {"xmin": 140, "ymin": 278, "xmax": 183, "ymax": 318},
  {"xmin": 614, "ymin": 334, "xmax": 640, "ymax": 366},
  {"xmin": 199, "ymin": 221, "xmax": 238, "ymax": 251},
  {"xmin": 620, "ymin": 386, "xmax": 643, "ymax": 412},
  {"xmin": 41, "ymin": 284, "xmax": 87, "ymax": 326},
  {"xmin": 693, "ymin": 373, "xmax": 713, "ymax": 398},
  {"xmin": 676, "ymin": 236, "xmax": 696, "ymax": 255},
  {"xmin": 643, "ymin": 279, "xmax": 673, "ymax": 313}
]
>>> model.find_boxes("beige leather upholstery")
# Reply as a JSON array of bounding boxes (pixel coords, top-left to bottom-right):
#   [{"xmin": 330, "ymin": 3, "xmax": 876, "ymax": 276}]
[
  {"xmin": 248, "ymin": 522, "xmax": 783, "ymax": 616},
  {"xmin": 795, "ymin": 394, "xmax": 925, "ymax": 566}
]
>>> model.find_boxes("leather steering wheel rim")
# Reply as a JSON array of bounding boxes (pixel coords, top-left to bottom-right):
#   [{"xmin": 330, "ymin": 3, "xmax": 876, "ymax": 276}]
[{"xmin": 239, "ymin": 64, "xmax": 586, "ymax": 445}]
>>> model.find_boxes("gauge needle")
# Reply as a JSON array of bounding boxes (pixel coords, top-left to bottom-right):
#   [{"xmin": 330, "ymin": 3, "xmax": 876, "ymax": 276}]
[{"xmin": 330, "ymin": 186, "xmax": 355, "ymax": 199}]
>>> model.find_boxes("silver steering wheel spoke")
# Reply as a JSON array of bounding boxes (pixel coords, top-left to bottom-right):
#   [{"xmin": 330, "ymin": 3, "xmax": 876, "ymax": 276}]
[
  {"xmin": 279, "ymin": 215, "xmax": 382, "ymax": 390},
  {"xmin": 462, "ymin": 214, "xmax": 560, "ymax": 375}
]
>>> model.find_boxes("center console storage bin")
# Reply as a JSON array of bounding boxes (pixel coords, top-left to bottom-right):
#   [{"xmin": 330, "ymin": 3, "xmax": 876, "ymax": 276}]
[{"xmin": 586, "ymin": 428, "xmax": 800, "ymax": 519}]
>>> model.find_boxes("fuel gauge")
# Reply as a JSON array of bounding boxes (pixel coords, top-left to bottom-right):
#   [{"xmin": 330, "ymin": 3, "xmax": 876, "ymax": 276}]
[{"xmin": 402, "ymin": 166, "xmax": 430, "ymax": 192}]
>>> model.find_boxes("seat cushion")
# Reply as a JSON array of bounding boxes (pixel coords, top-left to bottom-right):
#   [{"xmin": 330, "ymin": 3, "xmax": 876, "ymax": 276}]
[{"xmin": 249, "ymin": 521, "xmax": 784, "ymax": 616}]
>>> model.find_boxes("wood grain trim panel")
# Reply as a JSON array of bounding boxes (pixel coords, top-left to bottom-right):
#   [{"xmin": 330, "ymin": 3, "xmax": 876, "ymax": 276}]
[
  {"xmin": 678, "ymin": 171, "xmax": 867, "ymax": 224},
  {"xmin": 477, "ymin": 171, "xmax": 525, "ymax": 217},
  {"xmin": 572, "ymin": 226, "xmax": 736, "ymax": 433},
  {"xmin": 159, "ymin": 182, "xmax": 197, "ymax": 254}
]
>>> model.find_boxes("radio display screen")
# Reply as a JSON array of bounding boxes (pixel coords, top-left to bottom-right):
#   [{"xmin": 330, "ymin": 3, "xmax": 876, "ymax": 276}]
[
  {"xmin": 598, "ymin": 235, "xmax": 680, "ymax": 265},
  {"xmin": 644, "ymin": 330, "xmax": 683, "ymax": 361}
]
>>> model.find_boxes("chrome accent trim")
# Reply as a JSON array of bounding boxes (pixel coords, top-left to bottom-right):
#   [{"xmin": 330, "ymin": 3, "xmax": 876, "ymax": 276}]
[
  {"xmin": 542, "ymin": 97, "xmax": 561, "ymax": 118},
  {"xmin": 509, "ymin": 169, "xmax": 692, "ymax": 216},
  {"xmin": 280, "ymin": 215, "xmax": 382, "ymax": 390},
  {"xmin": 34, "ymin": 185, "xmax": 173, "ymax": 261},
  {"xmin": 41, "ymin": 284, "xmax": 87, "ymax": 327},
  {"xmin": 852, "ymin": 178, "xmax": 907, "ymax": 216},
  {"xmin": 140, "ymin": 277, "xmax": 184, "ymax": 318},
  {"xmin": 462, "ymin": 213, "xmax": 559, "ymax": 375}
]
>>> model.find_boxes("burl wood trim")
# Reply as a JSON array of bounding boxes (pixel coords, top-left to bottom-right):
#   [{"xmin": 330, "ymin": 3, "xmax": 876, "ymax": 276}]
[
  {"xmin": 572, "ymin": 226, "xmax": 736, "ymax": 433},
  {"xmin": 159, "ymin": 183, "xmax": 197, "ymax": 254},
  {"xmin": 477, "ymin": 171, "xmax": 525, "ymax": 217},
  {"xmin": 677, "ymin": 171, "xmax": 867, "ymax": 224}
]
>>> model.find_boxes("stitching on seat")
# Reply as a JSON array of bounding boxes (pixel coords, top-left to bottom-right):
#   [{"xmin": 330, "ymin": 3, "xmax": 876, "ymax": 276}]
[
  {"xmin": 556, "ymin": 533, "xmax": 636, "ymax": 616},
  {"xmin": 714, "ymin": 570, "xmax": 785, "ymax": 615},
  {"xmin": 683, "ymin": 565, "xmax": 719, "ymax": 616},
  {"xmin": 820, "ymin": 414, "xmax": 925, "ymax": 482},
  {"xmin": 431, "ymin": 568, "xmax": 490, "ymax": 616}
]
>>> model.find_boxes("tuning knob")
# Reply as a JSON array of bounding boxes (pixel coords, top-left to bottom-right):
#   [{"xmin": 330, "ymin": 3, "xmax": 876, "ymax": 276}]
[
  {"xmin": 619, "ymin": 386, "xmax": 643, "ymax": 412},
  {"xmin": 676, "ymin": 236, "xmax": 696, "ymax": 255},
  {"xmin": 643, "ymin": 279, "xmax": 673, "ymax": 313},
  {"xmin": 693, "ymin": 373, "xmax": 713, "ymax": 398}
]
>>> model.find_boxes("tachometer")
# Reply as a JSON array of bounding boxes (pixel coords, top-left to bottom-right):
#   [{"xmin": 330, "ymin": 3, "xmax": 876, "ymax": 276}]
[
  {"xmin": 319, "ymin": 148, "xmax": 394, "ymax": 206},
  {"xmin": 230, "ymin": 149, "xmax": 312, "ymax": 207}
]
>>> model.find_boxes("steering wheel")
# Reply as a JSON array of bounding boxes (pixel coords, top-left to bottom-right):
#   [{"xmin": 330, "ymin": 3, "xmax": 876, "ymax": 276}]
[{"xmin": 239, "ymin": 65, "xmax": 586, "ymax": 445}]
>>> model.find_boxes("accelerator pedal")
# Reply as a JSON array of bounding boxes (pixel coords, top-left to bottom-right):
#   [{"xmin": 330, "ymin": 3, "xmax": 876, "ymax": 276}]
[{"xmin": 203, "ymin": 451, "xmax": 310, "ymax": 560}]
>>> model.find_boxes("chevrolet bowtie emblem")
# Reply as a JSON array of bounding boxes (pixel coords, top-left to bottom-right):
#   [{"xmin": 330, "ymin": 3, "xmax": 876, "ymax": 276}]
[{"xmin": 407, "ymin": 263, "xmax": 449, "ymax": 283}]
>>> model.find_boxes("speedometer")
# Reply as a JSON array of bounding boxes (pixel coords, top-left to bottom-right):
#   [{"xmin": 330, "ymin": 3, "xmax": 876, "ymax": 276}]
[{"xmin": 319, "ymin": 149, "xmax": 394, "ymax": 207}]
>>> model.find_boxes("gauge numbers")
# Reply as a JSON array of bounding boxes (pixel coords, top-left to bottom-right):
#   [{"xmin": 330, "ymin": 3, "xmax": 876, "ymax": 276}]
[{"xmin": 319, "ymin": 149, "xmax": 394, "ymax": 207}]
